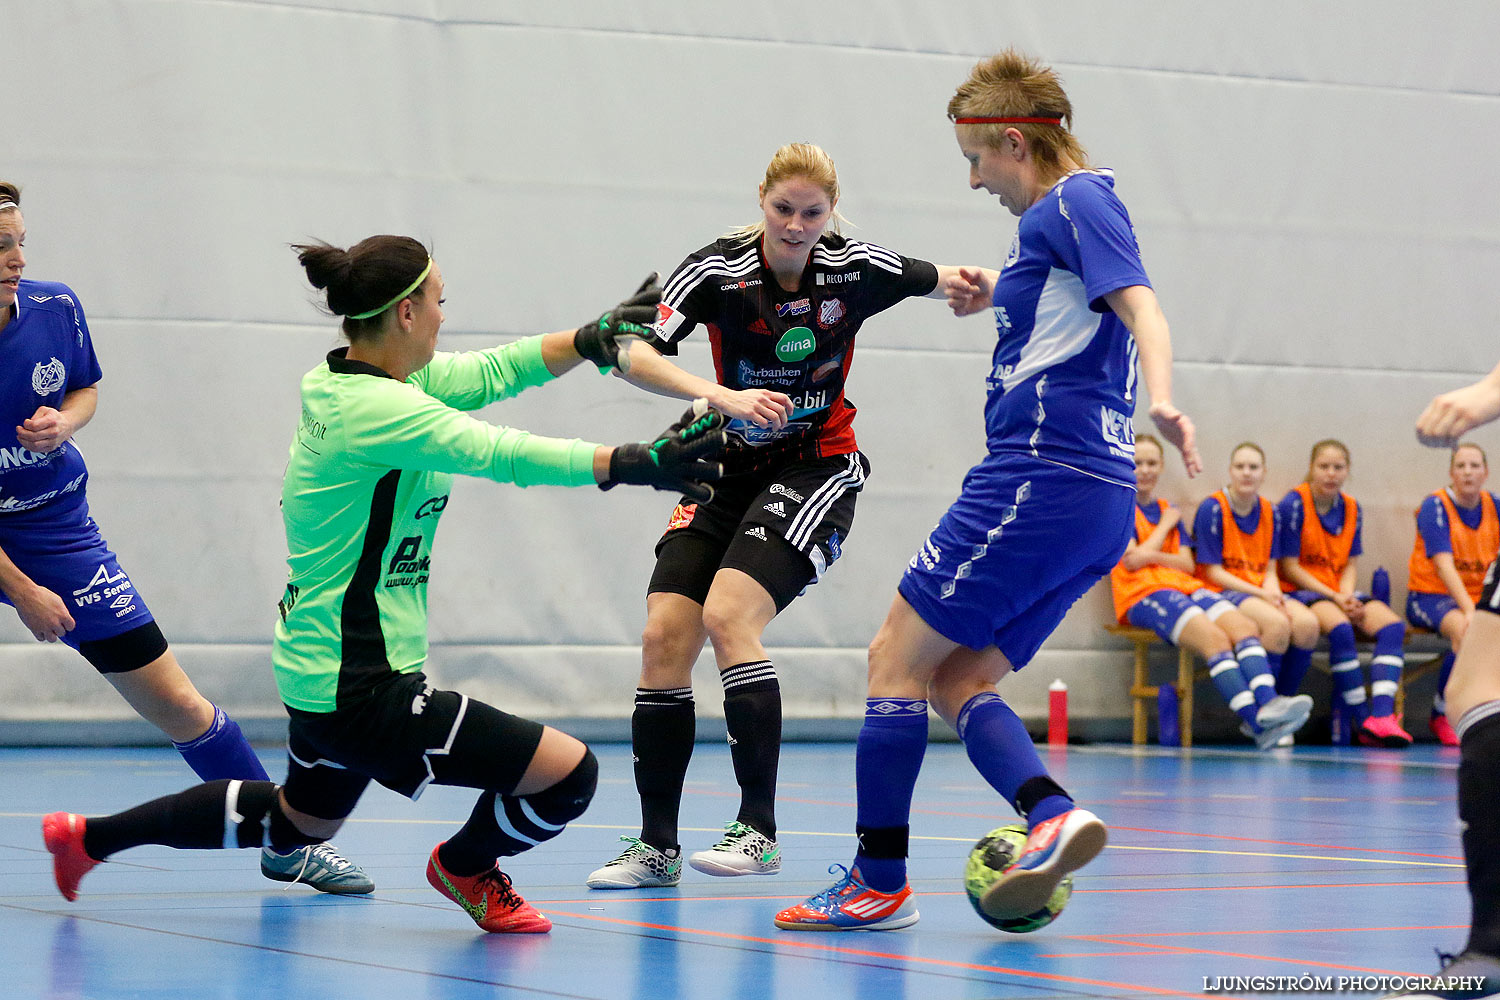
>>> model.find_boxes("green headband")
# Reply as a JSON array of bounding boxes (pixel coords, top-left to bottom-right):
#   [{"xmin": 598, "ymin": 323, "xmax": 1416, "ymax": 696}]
[{"xmin": 347, "ymin": 258, "xmax": 433, "ymax": 320}]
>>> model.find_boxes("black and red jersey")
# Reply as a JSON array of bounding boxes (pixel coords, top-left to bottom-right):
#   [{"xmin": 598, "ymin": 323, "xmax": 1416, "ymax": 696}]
[{"xmin": 647, "ymin": 232, "xmax": 937, "ymax": 475}]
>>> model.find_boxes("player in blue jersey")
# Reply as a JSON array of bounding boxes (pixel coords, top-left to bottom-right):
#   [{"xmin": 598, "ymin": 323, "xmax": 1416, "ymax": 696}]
[
  {"xmin": 775, "ymin": 50, "xmax": 1200, "ymax": 932},
  {"xmin": 1384, "ymin": 367, "xmax": 1500, "ymax": 998},
  {"xmin": 0, "ymin": 182, "xmax": 370, "ymax": 892}
]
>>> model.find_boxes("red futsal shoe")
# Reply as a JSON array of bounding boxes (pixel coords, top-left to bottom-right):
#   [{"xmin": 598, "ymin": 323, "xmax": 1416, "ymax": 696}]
[
  {"xmin": 425, "ymin": 844, "xmax": 551, "ymax": 933},
  {"xmin": 1357, "ymin": 714, "xmax": 1414, "ymax": 749},
  {"xmin": 42, "ymin": 812, "xmax": 99, "ymax": 902}
]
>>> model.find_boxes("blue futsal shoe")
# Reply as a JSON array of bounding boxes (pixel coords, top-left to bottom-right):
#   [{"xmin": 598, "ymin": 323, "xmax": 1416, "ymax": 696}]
[
  {"xmin": 261, "ymin": 843, "xmax": 374, "ymax": 894},
  {"xmin": 774, "ymin": 864, "xmax": 918, "ymax": 931},
  {"xmin": 979, "ymin": 808, "xmax": 1106, "ymax": 920}
]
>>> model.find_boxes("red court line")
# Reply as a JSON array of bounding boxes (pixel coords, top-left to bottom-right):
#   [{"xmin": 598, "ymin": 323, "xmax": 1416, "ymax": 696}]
[
  {"xmin": 1108, "ymin": 825, "xmax": 1462, "ymax": 861},
  {"xmin": 537, "ymin": 908, "xmax": 1217, "ymax": 998},
  {"xmin": 542, "ymin": 881, "xmax": 1462, "ymax": 907}
]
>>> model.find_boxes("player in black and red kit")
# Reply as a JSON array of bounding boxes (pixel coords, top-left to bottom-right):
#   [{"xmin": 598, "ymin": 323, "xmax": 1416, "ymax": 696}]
[{"xmin": 586, "ymin": 143, "xmax": 990, "ymax": 888}]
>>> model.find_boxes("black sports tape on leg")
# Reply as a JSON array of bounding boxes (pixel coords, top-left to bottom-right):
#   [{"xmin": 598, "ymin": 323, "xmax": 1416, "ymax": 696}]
[{"xmin": 855, "ymin": 824, "xmax": 910, "ymax": 860}]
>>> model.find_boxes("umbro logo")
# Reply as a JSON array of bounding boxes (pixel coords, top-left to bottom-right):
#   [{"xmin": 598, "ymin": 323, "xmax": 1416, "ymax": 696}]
[
  {"xmin": 28, "ymin": 294, "xmax": 53, "ymax": 303},
  {"xmin": 744, "ymin": 526, "xmax": 767, "ymax": 541},
  {"xmin": 763, "ymin": 501, "xmax": 785, "ymax": 518}
]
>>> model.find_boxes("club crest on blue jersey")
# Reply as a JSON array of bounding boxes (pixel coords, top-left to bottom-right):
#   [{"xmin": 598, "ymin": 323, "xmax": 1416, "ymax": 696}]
[{"xmin": 32, "ymin": 358, "xmax": 66, "ymax": 395}]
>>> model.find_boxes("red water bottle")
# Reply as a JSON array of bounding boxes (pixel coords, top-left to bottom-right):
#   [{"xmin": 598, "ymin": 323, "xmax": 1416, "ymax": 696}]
[{"xmin": 1048, "ymin": 679, "xmax": 1068, "ymax": 744}]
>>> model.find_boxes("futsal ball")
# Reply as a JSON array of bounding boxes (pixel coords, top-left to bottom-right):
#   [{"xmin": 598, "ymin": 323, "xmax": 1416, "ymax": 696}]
[{"xmin": 963, "ymin": 823, "xmax": 1073, "ymax": 933}]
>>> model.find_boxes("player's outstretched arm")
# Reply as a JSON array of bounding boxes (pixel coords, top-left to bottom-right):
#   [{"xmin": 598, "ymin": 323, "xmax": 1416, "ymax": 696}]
[
  {"xmin": 594, "ymin": 400, "xmax": 727, "ymax": 502},
  {"xmin": 1105, "ymin": 284, "xmax": 1202, "ymax": 477},
  {"xmin": 1416, "ymin": 360, "xmax": 1500, "ymax": 447},
  {"xmin": 931, "ymin": 265, "xmax": 998, "ymax": 317},
  {"xmin": 537, "ymin": 273, "xmax": 665, "ymax": 378}
]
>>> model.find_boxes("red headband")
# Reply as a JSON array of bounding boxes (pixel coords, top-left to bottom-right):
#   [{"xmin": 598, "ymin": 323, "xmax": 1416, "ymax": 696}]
[{"xmin": 954, "ymin": 116, "xmax": 1063, "ymax": 125}]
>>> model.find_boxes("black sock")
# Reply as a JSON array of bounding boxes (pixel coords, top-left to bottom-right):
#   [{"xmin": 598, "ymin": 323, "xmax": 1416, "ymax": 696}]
[
  {"xmin": 439, "ymin": 752, "xmax": 598, "ymax": 877},
  {"xmin": 721, "ymin": 660, "xmax": 781, "ymax": 839},
  {"xmin": 633, "ymin": 686, "xmax": 695, "ymax": 851},
  {"xmin": 1458, "ymin": 704, "xmax": 1500, "ymax": 957},
  {"xmin": 83, "ymin": 779, "xmax": 280, "ymax": 859}
]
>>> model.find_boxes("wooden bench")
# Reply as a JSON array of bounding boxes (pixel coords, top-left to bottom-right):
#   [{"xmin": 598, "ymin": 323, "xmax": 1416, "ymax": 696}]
[
  {"xmin": 1113, "ymin": 623, "xmax": 1451, "ymax": 746},
  {"xmin": 1108, "ymin": 624, "xmax": 1203, "ymax": 746}
]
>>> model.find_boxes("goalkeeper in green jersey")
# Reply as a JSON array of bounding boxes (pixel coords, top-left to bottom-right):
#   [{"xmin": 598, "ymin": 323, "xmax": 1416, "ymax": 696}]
[{"xmin": 42, "ymin": 234, "xmax": 725, "ymax": 935}]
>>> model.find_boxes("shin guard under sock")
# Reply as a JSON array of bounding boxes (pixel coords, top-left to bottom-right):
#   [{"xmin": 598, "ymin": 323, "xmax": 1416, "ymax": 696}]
[
  {"xmin": 721, "ymin": 661, "xmax": 781, "ymax": 839},
  {"xmin": 83, "ymin": 778, "xmax": 285, "ymax": 860},
  {"xmin": 173, "ymin": 705, "xmax": 270, "ymax": 782},
  {"xmin": 632, "ymin": 686, "xmax": 696, "ymax": 850},
  {"xmin": 1327, "ymin": 623, "xmax": 1366, "ymax": 714},
  {"xmin": 852, "ymin": 697, "xmax": 928, "ymax": 892},
  {"xmin": 1277, "ymin": 645, "xmax": 1315, "ymax": 696},
  {"xmin": 1369, "ymin": 622, "xmax": 1405, "ymax": 718}
]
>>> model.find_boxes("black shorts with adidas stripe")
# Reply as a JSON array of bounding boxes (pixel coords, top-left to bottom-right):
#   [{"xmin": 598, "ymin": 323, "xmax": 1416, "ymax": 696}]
[{"xmin": 649, "ymin": 451, "xmax": 871, "ymax": 612}]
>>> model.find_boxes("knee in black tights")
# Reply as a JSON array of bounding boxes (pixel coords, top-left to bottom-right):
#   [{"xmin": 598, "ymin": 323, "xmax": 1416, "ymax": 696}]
[{"xmin": 521, "ymin": 748, "xmax": 598, "ymax": 825}]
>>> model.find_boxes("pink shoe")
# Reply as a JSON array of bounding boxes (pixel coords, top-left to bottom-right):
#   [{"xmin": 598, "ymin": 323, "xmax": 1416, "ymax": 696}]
[
  {"xmin": 42, "ymin": 812, "xmax": 99, "ymax": 902},
  {"xmin": 1357, "ymin": 714, "xmax": 1413, "ymax": 749},
  {"xmin": 1430, "ymin": 714, "xmax": 1460, "ymax": 746},
  {"xmin": 979, "ymin": 808, "xmax": 1107, "ymax": 920}
]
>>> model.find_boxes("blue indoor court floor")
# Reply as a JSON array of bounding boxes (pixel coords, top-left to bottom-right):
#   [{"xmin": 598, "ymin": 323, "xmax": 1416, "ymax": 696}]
[{"xmin": 0, "ymin": 741, "xmax": 1471, "ymax": 1000}]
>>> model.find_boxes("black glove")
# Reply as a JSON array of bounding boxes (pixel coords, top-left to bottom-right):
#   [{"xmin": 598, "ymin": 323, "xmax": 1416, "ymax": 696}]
[
  {"xmin": 603, "ymin": 401, "xmax": 727, "ymax": 503},
  {"xmin": 574, "ymin": 272, "xmax": 662, "ymax": 374}
]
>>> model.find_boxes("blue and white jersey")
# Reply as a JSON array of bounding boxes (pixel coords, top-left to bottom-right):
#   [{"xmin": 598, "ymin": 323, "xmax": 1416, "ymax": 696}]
[
  {"xmin": 0, "ymin": 279, "xmax": 101, "ymax": 515},
  {"xmin": 984, "ymin": 169, "xmax": 1150, "ymax": 488}
]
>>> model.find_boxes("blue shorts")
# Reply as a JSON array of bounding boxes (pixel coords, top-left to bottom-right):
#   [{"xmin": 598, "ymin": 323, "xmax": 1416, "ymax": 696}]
[
  {"xmin": 1287, "ymin": 588, "xmax": 1370, "ymax": 608},
  {"xmin": 1217, "ymin": 589, "xmax": 1252, "ymax": 607},
  {"xmin": 1125, "ymin": 588, "xmax": 1235, "ymax": 644},
  {"xmin": 1407, "ymin": 591, "xmax": 1460, "ymax": 632},
  {"xmin": 897, "ymin": 454, "xmax": 1133, "ymax": 664},
  {"xmin": 0, "ymin": 499, "xmax": 156, "ymax": 646}
]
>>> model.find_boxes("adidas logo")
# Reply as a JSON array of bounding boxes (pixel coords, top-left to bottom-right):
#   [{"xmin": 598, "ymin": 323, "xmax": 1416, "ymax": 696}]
[
  {"xmin": 763, "ymin": 501, "xmax": 786, "ymax": 517},
  {"xmin": 745, "ymin": 526, "xmax": 767, "ymax": 541}
]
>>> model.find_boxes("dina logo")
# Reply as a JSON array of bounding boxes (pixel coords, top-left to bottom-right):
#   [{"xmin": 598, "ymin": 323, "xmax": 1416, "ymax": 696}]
[
  {"xmin": 775, "ymin": 327, "xmax": 816, "ymax": 362},
  {"xmin": 32, "ymin": 358, "xmax": 66, "ymax": 395}
]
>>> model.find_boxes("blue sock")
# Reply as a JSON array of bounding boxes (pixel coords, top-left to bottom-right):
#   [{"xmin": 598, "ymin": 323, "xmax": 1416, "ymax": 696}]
[
  {"xmin": 1369, "ymin": 622, "xmax": 1405, "ymax": 718},
  {"xmin": 173, "ymin": 705, "xmax": 269, "ymax": 782},
  {"xmin": 1234, "ymin": 638, "xmax": 1276, "ymax": 708},
  {"xmin": 1434, "ymin": 651, "xmax": 1456, "ymax": 716},
  {"xmin": 852, "ymin": 698, "xmax": 928, "ymax": 892},
  {"xmin": 956, "ymin": 692, "xmax": 1073, "ymax": 830},
  {"xmin": 1327, "ymin": 623, "xmax": 1366, "ymax": 717},
  {"xmin": 1207, "ymin": 650, "xmax": 1258, "ymax": 727},
  {"xmin": 1276, "ymin": 645, "xmax": 1314, "ymax": 696}
]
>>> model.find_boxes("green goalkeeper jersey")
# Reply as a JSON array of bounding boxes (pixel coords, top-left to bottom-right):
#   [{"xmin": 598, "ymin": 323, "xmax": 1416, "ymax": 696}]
[{"xmin": 273, "ymin": 335, "xmax": 599, "ymax": 713}]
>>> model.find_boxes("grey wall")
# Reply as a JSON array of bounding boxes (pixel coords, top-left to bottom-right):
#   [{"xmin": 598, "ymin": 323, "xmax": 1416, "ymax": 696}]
[{"xmin": 2, "ymin": 1, "xmax": 1495, "ymax": 735}]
